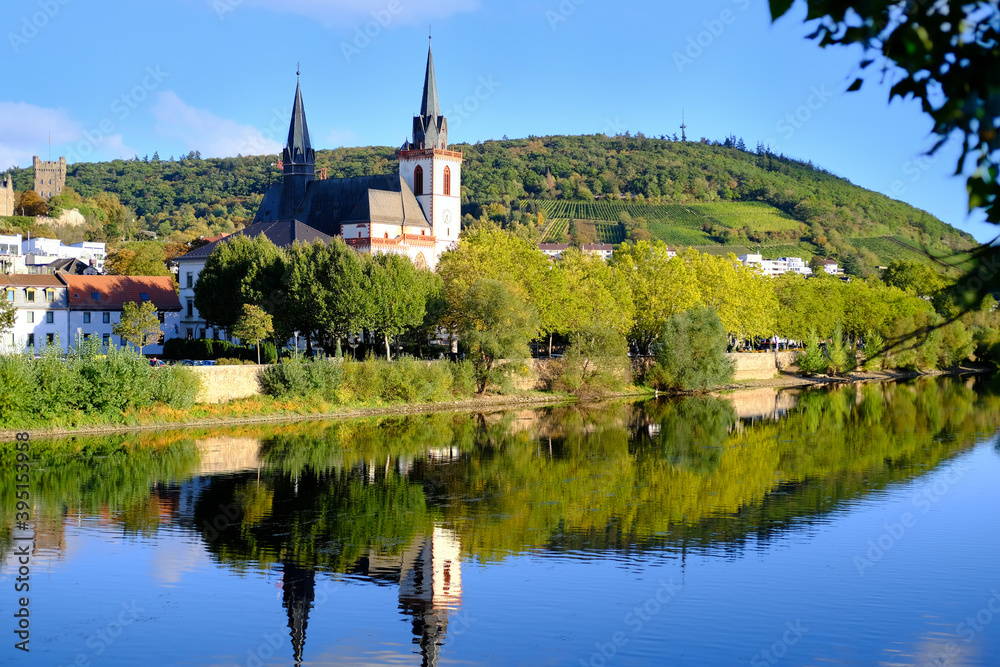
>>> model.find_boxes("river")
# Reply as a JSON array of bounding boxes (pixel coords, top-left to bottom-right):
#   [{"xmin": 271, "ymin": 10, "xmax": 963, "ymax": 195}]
[{"xmin": 2, "ymin": 375, "xmax": 999, "ymax": 666}]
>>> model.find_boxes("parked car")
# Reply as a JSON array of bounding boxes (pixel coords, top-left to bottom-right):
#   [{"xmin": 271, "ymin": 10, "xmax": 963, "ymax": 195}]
[
  {"xmin": 179, "ymin": 359, "xmax": 196, "ymax": 366},
  {"xmin": 198, "ymin": 360, "xmax": 216, "ymax": 366},
  {"xmin": 149, "ymin": 359, "xmax": 167, "ymax": 367}
]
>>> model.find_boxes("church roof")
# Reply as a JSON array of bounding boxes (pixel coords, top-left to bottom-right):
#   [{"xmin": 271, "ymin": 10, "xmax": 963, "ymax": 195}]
[
  {"xmin": 286, "ymin": 77, "xmax": 312, "ymax": 163},
  {"xmin": 180, "ymin": 219, "xmax": 333, "ymax": 260},
  {"xmin": 420, "ymin": 42, "xmax": 441, "ymax": 120},
  {"xmin": 255, "ymin": 174, "xmax": 430, "ymax": 235}
]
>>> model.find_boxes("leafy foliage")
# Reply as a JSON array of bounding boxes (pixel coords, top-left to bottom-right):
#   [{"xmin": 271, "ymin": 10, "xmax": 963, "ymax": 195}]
[
  {"xmin": 647, "ymin": 307, "xmax": 734, "ymax": 392},
  {"xmin": 113, "ymin": 300, "xmax": 162, "ymax": 355}
]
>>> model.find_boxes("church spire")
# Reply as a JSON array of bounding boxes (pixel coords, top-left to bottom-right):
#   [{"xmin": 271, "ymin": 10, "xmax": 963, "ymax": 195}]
[
  {"xmin": 420, "ymin": 38, "xmax": 441, "ymax": 120},
  {"xmin": 286, "ymin": 65, "xmax": 312, "ymax": 163},
  {"xmin": 410, "ymin": 39, "xmax": 447, "ymax": 151},
  {"xmin": 280, "ymin": 67, "xmax": 315, "ymax": 220}
]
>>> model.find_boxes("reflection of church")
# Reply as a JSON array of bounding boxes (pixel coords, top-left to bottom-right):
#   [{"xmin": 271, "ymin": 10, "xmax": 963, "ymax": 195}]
[{"xmin": 252, "ymin": 40, "xmax": 463, "ymax": 271}]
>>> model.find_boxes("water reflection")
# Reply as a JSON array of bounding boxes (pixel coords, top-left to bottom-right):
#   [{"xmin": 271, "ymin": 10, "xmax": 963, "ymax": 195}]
[{"xmin": 2, "ymin": 375, "xmax": 999, "ymax": 665}]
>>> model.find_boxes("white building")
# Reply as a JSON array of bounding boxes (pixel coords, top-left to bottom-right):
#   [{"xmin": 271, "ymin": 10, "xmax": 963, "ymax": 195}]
[
  {"xmin": 738, "ymin": 254, "xmax": 813, "ymax": 277},
  {"xmin": 1, "ymin": 275, "xmax": 70, "ymax": 353},
  {"xmin": 61, "ymin": 275, "xmax": 182, "ymax": 355},
  {"xmin": 538, "ymin": 243, "xmax": 570, "ymax": 260},
  {"xmin": 814, "ymin": 258, "xmax": 840, "ymax": 275},
  {"xmin": 21, "ymin": 237, "xmax": 106, "ymax": 273},
  {"xmin": 582, "ymin": 243, "xmax": 615, "ymax": 261},
  {"xmin": 0, "ymin": 233, "xmax": 26, "ymax": 274}
]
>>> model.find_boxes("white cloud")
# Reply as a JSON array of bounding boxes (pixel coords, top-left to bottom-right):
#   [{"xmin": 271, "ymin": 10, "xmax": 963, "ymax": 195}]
[
  {"xmin": 151, "ymin": 91, "xmax": 283, "ymax": 158},
  {"xmin": 209, "ymin": 0, "xmax": 479, "ymax": 28},
  {"xmin": 0, "ymin": 101, "xmax": 132, "ymax": 169}
]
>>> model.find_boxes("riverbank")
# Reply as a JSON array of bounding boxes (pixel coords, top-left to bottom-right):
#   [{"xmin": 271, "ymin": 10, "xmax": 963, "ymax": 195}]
[{"xmin": 1, "ymin": 366, "xmax": 992, "ymax": 442}]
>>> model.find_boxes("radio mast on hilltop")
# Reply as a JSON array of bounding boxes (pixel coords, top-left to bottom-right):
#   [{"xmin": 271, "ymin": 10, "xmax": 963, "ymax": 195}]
[{"xmin": 680, "ymin": 110, "xmax": 687, "ymax": 143}]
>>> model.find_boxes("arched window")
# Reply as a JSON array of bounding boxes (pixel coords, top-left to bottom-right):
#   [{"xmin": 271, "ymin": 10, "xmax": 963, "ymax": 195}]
[
  {"xmin": 443, "ymin": 166, "xmax": 451, "ymax": 196},
  {"xmin": 413, "ymin": 165, "xmax": 424, "ymax": 196},
  {"xmin": 384, "ymin": 232, "xmax": 389, "ymax": 239}
]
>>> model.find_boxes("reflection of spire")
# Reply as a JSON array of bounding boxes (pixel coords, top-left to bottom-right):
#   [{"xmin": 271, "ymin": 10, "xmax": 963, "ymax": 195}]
[
  {"xmin": 396, "ymin": 526, "xmax": 463, "ymax": 667},
  {"xmin": 281, "ymin": 559, "xmax": 316, "ymax": 666}
]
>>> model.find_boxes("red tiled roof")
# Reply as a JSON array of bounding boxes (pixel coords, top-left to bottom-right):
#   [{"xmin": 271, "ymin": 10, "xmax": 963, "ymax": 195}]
[
  {"xmin": 538, "ymin": 243, "xmax": 570, "ymax": 251},
  {"xmin": 60, "ymin": 275, "xmax": 181, "ymax": 311},
  {"xmin": 0, "ymin": 275, "xmax": 65, "ymax": 288},
  {"xmin": 582, "ymin": 244, "xmax": 614, "ymax": 251}
]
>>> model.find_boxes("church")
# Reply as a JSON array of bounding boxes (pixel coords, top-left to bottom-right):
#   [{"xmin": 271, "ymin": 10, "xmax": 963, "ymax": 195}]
[
  {"xmin": 252, "ymin": 40, "xmax": 461, "ymax": 270},
  {"xmin": 175, "ymin": 42, "xmax": 462, "ymax": 340}
]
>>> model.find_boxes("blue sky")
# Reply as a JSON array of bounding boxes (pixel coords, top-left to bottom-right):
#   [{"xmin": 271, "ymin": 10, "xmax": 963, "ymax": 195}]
[{"xmin": 1, "ymin": 0, "xmax": 995, "ymax": 243}]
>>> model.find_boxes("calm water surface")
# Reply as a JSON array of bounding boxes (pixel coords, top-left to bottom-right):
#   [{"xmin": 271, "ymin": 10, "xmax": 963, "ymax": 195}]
[{"xmin": 2, "ymin": 376, "xmax": 999, "ymax": 666}]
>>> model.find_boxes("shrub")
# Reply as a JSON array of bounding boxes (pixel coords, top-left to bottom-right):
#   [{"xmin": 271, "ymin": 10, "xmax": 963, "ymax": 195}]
[
  {"xmin": 215, "ymin": 357, "xmax": 250, "ymax": 365},
  {"xmin": 646, "ymin": 307, "xmax": 734, "ymax": 393},
  {"xmin": 0, "ymin": 354, "xmax": 35, "ymax": 427},
  {"xmin": 937, "ymin": 320, "xmax": 975, "ymax": 368},
  {"xmin": 861, "ymin": 330, "xmax": 885, "ymax": 372},
  {"xmin": 150, "ymin": 366, "xmax": 202, "ymax": 409},
  {"xmin": 449, "ymin": 360, "xmax": 477, "ymax": 398},
  {"xmin": 262, "ymin": 341, "xmax": 278, "ymax": 365},
  {"xmin": 825, "ymin": 321, "xmax": 854, "ymax": 376},
  {"xmin": 556, "ymin": 322, "xmax": 631, "ymax": 395},
  {"xmin": 797, "ymin": 330, "xmax": 826, "ymax": 375}
]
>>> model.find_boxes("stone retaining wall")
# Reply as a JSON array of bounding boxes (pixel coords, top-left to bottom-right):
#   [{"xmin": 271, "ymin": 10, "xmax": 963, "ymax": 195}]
[{"xmin": 190, "ymin": 365, "xmax": 263, "ymax": 404}]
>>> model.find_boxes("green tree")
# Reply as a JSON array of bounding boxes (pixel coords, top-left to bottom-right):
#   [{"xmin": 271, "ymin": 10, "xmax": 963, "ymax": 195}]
[
  {"xmin": 105, "ymin": 242, "xmax": 170, "ymax": 277},
  {"xmin": 825, "ymin": 321, "xmax": 854, "ymax": 376},
  {"xmin": 454, "ymin": 278, "xmax": 540, "ymax": 393},
  {"xmin": 647, "ymin": 307, "xmax": 734, "ymax": 393},
  {"xmin": 112, "ymin": 301, "xmax": 162, "ymax": 356},
  {"xmin": 362, "ymin": 253, "xmax": 427, "ymax": 360},
  {"xmin": 558, "ymin": 322, "xmax": 631, "ymax": 395},
  {"xmin": 797, "ymin": 330, "xmax": 826, "ymax": 375},
  {"xmin": 232, "ymin": 304, "xmax": 274, "ymax": 365},
  {"xmin": 194, "ymin": 234, "xmax": 285, "ymax": 332},
  {"xmin": 881, "ymin": 260, "xmax": 944, "ymax": 297},
  {"xmin": 0, "ymin": 297, "xmax": 15, "ymax": 340},
  {"xmin": 611, "ymin": 240, "xmax": 700, "ymax": 353}
]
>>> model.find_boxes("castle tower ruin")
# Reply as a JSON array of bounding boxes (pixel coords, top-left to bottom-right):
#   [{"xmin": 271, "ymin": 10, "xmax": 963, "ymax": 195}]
[
  {"xmin": 0, "ymin": 174, "xmax": 14, "ymax": 217},
  {"xmin": 33, "ymin": 156, "xmax": 66, "ymax": 200}
]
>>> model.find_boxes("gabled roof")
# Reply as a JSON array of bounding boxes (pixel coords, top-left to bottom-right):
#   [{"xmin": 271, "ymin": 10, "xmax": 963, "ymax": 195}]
[
  {"xmin": 60, "ymin": 275, "xmax": 181, "ymax": 311},
  {"xmin": 255, "ymin": 174, "xmax": 430, "ymax": 235},
  {"xmin": 582, "ymin": 243, "xmax": 614, "ymax": 251},
  {"xmin": 48, "ymin": 257, "xmax": 94, "ymax": 274},
  {"xmin": 0, "ymin": 275, "xmax": 64, "ymax": 288},
  {"xmin": 180, "ymin": 219, "xmax": 334, "ymax": 260},
  {"xmin": 538, "ymin": 243, "xmax": 570, "ymax": 251}
]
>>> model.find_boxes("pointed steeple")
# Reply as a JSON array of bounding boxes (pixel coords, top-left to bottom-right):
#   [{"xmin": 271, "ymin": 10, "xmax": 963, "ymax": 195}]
[
  {"xmin": 280, "ymin": 66, "xmax": 315, "ymax": 220},
  {"xmin": 411, "ymin": 39, "xmax": 447, "ymax": 151},
  {"xmin": 420, "ymin": 40, "xmax": 441, "ymax": 120},
  {"xmin": 286, "ymin": 66, "xmax": 312, "ymax": 163}
]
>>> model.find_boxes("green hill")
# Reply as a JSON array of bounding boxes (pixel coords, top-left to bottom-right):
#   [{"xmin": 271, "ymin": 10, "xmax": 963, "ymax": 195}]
[{"xmin": 1, "ymin": 134, "xmax": 978, "ymax": 275}]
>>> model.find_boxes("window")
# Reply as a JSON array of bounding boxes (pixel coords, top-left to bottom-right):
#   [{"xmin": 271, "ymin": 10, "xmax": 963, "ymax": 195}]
[
  {"xmin": 443, "ymin": 166, "xmax": 451, "ymax": 196},
  {"xmin": 92, "ymin": 292, "xmax": 101, "ymax": 301},
  {"xmin": 45, "ymin": 312, "xmax": 54, "ymax": 324},
  {"xmin": 4, "ymin": 289, "xmax": 12, "ymax": 302},
  {"xmin": 186, "ymin": 328, "xmax": 193, "ymax": 340},
  {"xmin": 102, "ymin": 333, "xmax": 110, "ymax": 346},
  {"xmin": 27, "ymin": 334, "xmax": 34, "ymax": 348},
  {"xmin": 26, "ymin": 312, "xmax": 34, "ymax": 324},
  {"xmin": 186, "ymin": 273, "xmax": 193, "ymax": 289},
  {"xmin": 413, "ymin": 165, "xmax": 424, "ymax": 196},
  {"xmin": 384, "ymin": 232, "xmax": 389, "ymax": 239},
  {"xmin": 83, "ymin": 333, "xmax": 91, "ymax": 340},
  {"xmin": 140, "ymin": 292, "xmax": 149, "ymax": 301},
  {"xmin": 158, "ymin": 312, "xmax": 165, "ymax": 324},
  {"xmin": 186, "ymin": 299, "xmax": 193, "ymax": 318},
  {"xmin": 84, "ymin": 312, "xmax": 91, "ymax": 324},
  {"xmin": 421, "ymin": 229, "xmax": 425, "ymax": 236},
  {"xmin": 45, "ymin": 290, "xmax": 54, "ymax": 303},
  {"xmin": 102, "ymin": 312, "xmax": 110, "ymax": 324},
  {"xmin": 46, "ymin": 333, "xmax": 54, "ymax": 345},
  {"xmin": 26, "ymin": 289, "xmax": 35, "ymax": 303}
]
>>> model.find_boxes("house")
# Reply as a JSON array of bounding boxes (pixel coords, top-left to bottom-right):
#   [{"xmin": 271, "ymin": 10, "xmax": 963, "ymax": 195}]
[
  {"xmin": 0, "ymin": 275, "xmax": 69, "ymax": 353},
  {"xmin": 538, "ymin": 243, "xmax": 570, "ymax": 260},
  {"xmin": 814, "ymin": 258, "xmax": 840, "ymax": 275},
  {"xmin": 174, "ymin": 220, "xmax": 331, "ymax": 340},
  {"xmin": 778, "ymin": 257, "xmax": 813, "ymax": 276},
  {"xmin": 582, "ymin": 243, "xmax": 614, "ymax": 261},
  {"xmin": 0, "ymin": 233, "xmax": 26, "ymax": 274},
  {"xmin": 738, "ymin": 254, "xmax": 813, "ymax": 277},
  {"xmin": 60, "ymin": 275, "xmax": 182, "ymax": 355}
]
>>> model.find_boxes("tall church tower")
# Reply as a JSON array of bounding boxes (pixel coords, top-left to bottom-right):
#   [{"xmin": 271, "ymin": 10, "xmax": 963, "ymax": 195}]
[
  {"xmin": 280, "ymin": 70, "xmax": 315, "ymax": 220},
  {"xmin": 399, "ymin": 40, "xmax": 462, "ymax": 255}
]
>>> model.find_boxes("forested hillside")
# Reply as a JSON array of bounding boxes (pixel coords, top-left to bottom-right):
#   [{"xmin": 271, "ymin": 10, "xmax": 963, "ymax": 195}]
[{"xmin": 1, "ymin": 134, "xmax": 977, "ymax": 275}]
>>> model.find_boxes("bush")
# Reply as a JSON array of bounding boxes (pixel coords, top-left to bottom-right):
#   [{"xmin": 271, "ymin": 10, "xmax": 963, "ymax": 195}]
[
  {"xmin": 797, "ymin": 330, "xmax": 826, "ymax": 375},
  {"xmin": 861, "ymin": 330, "xmax": 886, "ymax": 372},
  {"xmin": 556, "ymin": 323, "xmax": 631, "ymax": 395},
  {"xmin": 262, "ymin": 341, "xmax": 278, "ymax": 365},
  {"xmin": 259, "ymin": 359, "xmax": 343, "ymax": 401},
  {"xmin": 215, "ymin": 357, "xmax": 251, "ymax": 365},
  {"xmin": 449, "ymin": 360, "xmax": 478, "ymax": 397},
  {"xmin": 150, "ymin": 366, "xmax": 202, "ymax": 409},
  {"xmin": 937, "ymin": 320, "xmax": 975, "ymax": 368},
  {"xmin": 646, "ymin": 307, "xmax": 734, "ymax": 393},
  {"xmin": 825, "ymin": 321, "xmax": 854, "ymax": 376}
]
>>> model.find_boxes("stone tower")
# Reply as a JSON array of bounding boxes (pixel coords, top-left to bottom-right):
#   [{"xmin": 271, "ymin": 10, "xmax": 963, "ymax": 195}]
[
  {"xmin": 0, "ymin": 173, "xmax": 14, "ymax": 217},
  {"xmin": 399, "ymin": 40, "xmax": 463, "ymax": 255},
  {"xmin": 279, "ymin": 72, "xmax": 315, "ymax": 220},
  {"xmin": 33, "ymin": 156, "xmax": 66, "ymax": 200}
]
